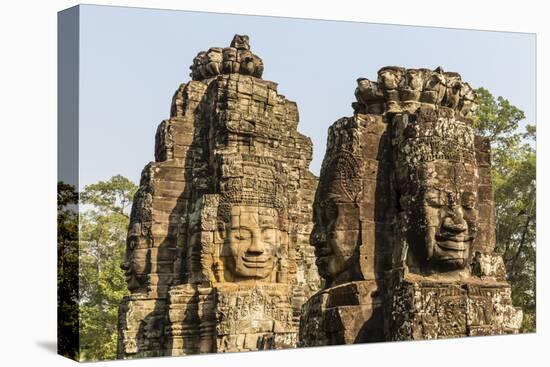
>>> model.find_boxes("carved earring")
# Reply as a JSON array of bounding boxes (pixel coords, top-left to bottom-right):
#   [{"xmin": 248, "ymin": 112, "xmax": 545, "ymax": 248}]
[{"xmin": 214, "ymin": 221, "xmax": 226, "ymax": 243}]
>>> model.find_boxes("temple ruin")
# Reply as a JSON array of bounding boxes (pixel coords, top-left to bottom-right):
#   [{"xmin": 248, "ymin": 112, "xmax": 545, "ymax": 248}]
[
  {"xmin": 118, "ymin": 35, "xmax": 523, "ymax": 358},
  {"xmin": 300, "ymin": 66, "xmax": 523, "ymax": 345},
  {"xmin": 118, "ymin": 35, "xmax": 319, "ymax": 358}
]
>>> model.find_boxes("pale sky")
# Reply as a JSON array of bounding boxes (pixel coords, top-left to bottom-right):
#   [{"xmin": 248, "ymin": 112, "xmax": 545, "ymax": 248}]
[{"xmin": 76, "ymin": 4, "xmax": 536, "ymax": 188}]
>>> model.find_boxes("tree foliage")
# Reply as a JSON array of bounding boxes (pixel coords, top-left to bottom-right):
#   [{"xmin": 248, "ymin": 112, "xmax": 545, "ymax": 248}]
[
  {"xmin": 473, "ymin": 87, "xmax": 536, "ymax": 332},
  {"xmin": 57, "ymin": 181, "xmax": 80, "ymax": 360},
  {"xmin": 81, "ymin": 174, "xmax": 137, "ymax": 217},
  {"xmin": 78, "ymin": 175, "xmax": 137, "ymax": 361}
]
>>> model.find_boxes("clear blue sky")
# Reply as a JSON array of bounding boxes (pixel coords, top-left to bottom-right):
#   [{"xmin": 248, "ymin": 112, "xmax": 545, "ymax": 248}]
[{"xmin": 78, "ymin": 5, "xmax": 536, "ymax": 188}]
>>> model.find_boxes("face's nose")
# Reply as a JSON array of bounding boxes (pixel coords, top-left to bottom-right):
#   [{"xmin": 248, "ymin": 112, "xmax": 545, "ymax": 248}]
[
  {"xmin": 442, "ymin": 206, "xmax": 467, "ymax": 233},
  {"xmin": 247, "ymin": 231, "xmax": 265, "ymax": 255},
  {"xmin": 310, "ymin": 226, "xmax": 327, "ymax": 247}
]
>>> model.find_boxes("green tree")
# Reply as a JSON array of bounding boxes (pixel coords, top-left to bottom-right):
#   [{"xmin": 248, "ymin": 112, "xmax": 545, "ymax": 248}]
[
  {"xmin": 79, "ymin": 175, "xmax": 137, "ymax": 361},
  {"xmin": 57, "ymin": 181, "xmax": 80, "ymax": 360},
  {"xmin": 81, "ymin": 174, "xmax": 136, "ymax": 216},
  {"xmin": 473, "ymin": 87, "xmax": 536, "ymax": 332}
]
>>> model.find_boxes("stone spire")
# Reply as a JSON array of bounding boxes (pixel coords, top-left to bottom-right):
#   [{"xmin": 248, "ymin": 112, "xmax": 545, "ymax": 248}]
[
  {"xmin": 189, "ymin": 34, "xmax": 264, "ymax": 81},
  {"xmin": 118, "ymin": 35, "xmax": 319, "ymax": 358},
  {"xmin": 300, "ymin": 66, "xmax": 522, "ymax": 346}
]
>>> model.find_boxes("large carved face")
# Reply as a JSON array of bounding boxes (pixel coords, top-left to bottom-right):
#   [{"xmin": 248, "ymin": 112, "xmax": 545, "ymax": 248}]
[
  {"xmin": 311, "ymin": 152, "xmax": 361, "ymax": 286},
  {"xmin": 394, "ymin": 111, "xmax": 479, "ymax": 272},
  {"xmin": 406, "ymin": 165, "xmax": 478, "ymax": 271},
  {"xmin": 220, "ymin": 205, "xmax": 282, "ymax": 281},
  {"xmin": 121, "ymin": 222, "xmax": 150, "ymax": 292},
  {"xmin": 311, "ymin": 198, "xmax": 360, "ymax": 284}
]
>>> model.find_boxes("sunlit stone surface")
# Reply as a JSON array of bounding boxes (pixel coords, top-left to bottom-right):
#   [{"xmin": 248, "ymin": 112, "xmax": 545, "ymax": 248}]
[
  {"xmin": 299, "ymin": 66, "xmax": 522, "ymax": 346},
  {"xmin": 118, "ymin": 35, "xmax": 320, "ymax": 358}
]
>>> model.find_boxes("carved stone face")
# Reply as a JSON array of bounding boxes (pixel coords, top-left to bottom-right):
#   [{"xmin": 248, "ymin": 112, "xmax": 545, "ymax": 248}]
[
  {"xmin": 405, "ymin": 69, "xmax": 425, "ymax": 91},
  {"xmin": 311, "ymin": 198, "xmax": 360, "ymax": 284},
  {"xmin": 121, "ymin": 222, "xmax": 150, "ymax": 292},
  {"xmin": 230, "ymin": 34, "xmax": 250, "ymax": 50},
  {"xmin": 223, "ymin": 47, "xmax": 238, "ymax": 61},
  {"xmin": 356, "ymin": 78, "xmax": 373, "ymax": 97},
  {"xmin": 355, "ymin": 78, "xmax": 382, "ymax": 102},
  {"xmin": 393, "ymin": 111, "xmax": 479, "ymax": 272},
  {"xmin": 311, "ymin": 152, "xmax": 361, "ymax": 286},
  {"xmin": 190, "ymin": 51, "xmax": 207, "ymax": 79},
  {"xmin": 443, "ymin": 72, "xmax": 463, "ymax": 109},
  {"xmin": 378, "ymin": 67, "xmax": 404, "ymax": 90},
  {"xmin": 409, "ymin": 177, "xmax": 478, "ymax": 271},
  {"xmin": 206, "ymin": 47, "xmax": 223, "ymax": 63},
  {"xmin": 458, "ymin": 82, "xmax": 478, "ymax": 118},
  {"xmin": 221, "ymin": 205, "xmax": 281, "ymax": 281},
  {"xmin": 423, "ymin": 70, "xmax": 447, "ymax": 104},
  {"xmin": 238, "ymin": 50, "xmax": 255, "ymax": 75}
]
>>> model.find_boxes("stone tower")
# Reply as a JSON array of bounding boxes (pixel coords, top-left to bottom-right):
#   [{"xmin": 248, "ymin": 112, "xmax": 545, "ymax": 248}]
[
  {"xmin": 118, "ymin": 35, "xmax": 320, "ymax": 358},
  {"xmin": 300, "ymin": 66, "xmax": 522, "ymax": 346}
]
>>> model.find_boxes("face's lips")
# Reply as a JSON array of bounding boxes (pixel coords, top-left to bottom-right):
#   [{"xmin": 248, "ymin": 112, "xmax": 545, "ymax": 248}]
[
  {"xmin": 436, "ymin": 232, "xmax": 471, "ymax": 242},
  {"xmin": 437, "ymin": 240, "xmax": 466, "ymax": 251},
  {"xmin": 438, "ymin": 256, "xmax": 466, "ymax": 263},
  {"xmin": 314, "ymin": 243, "xmax": 333, "ymax": 258},
  {"xmin": 241, "ymin": 255, "xmax": 269, "ymax": 263},
  {"xmin": 315, "ymin": 257, "xmax": 328, "ymax": 268},
  {"xmin": 241, "ymin": 256, "xmax": 272, "ymax": 268},
  {"xmin": 314, "ymin": 245, "xmax": 334, "ymax": 269}
]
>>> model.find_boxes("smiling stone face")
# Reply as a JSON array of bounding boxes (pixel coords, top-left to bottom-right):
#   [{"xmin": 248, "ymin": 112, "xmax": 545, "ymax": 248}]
[
  {"xmin": 220, "ymin": 205, "xmax": 282, "ymax": 282},
  {"xmin": 426, "ymin": 187, "xmax": 477, "ymax": 269},
  {"xmin": 311, "ymin": 197, "xmax": 360, "ymax": 285},
  {"xmin": 311, "ymin": 148, "xmax": 362, "ymax": 287},
  {"xmin": 407, "ymin": 174, "xmax": 478, "ymax": 272},
  {"xmin": 392, "ymin": 107, "xmax": 479, "ymax": 273},
  {"xmin": 121, "ymin": 222, "xmax": 150, "ymax": 292}
]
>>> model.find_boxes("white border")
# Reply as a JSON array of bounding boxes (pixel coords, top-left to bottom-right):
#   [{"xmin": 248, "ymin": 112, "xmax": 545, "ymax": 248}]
[{"xmin": 0, "ymin": 1, "xmax": 545, "ymax": 366}]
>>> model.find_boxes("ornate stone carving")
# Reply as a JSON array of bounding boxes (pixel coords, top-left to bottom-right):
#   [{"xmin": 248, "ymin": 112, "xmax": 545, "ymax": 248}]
[
  {"xmin": 118, "ymin": 35, "xmax": 319, "ymax": 358},
  {"xmin": 190, "ymin": 34, "xmax": 264, "ymax": 81},
  {"xmin": 301, "ymin": 112, "xmax": 391, "ymax": 345},
  {"xmin": 301, "ymin": 66, "xmax": 522, "ymax": 347},
  {"xmin": 383, "ymin": 75, "xmax": 521, "ymax": 338},
  {"xmin": 310, "ymin": 125, "xmax": 363, "ymax": 287},
  {"xmin": 353, "ymin": 66, "xmax": 479, "ymax": 118},
  {"xmin": 392, "ymin": 106, "xmax": 478, "ymax": 273},
  {"xmin": 119, "ymin": 51, "xmax": 523, "ymax": 354}
]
